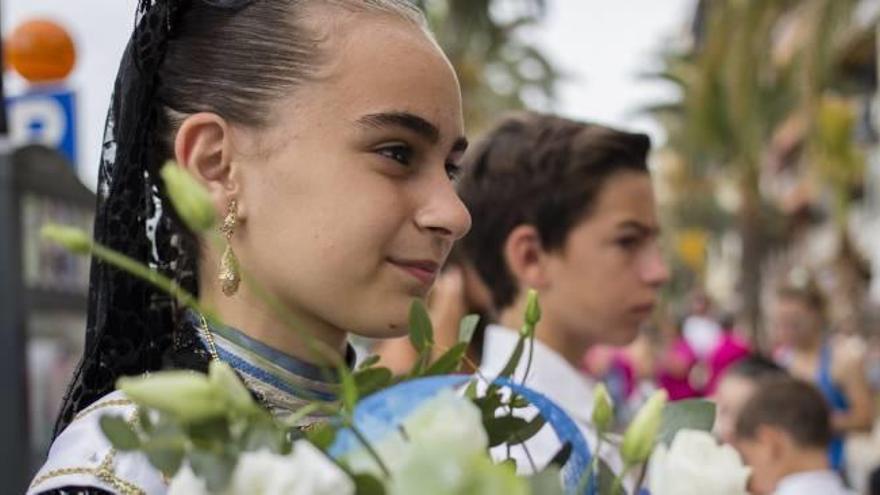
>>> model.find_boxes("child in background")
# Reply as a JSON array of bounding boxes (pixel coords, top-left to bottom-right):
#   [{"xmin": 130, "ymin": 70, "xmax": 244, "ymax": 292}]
[
  {"xmin": 713, "ymin": 355, "xmax": 786, "ymax": 444},
  {"xmin": 734, "ymin": 378, "xmax": 854, "ymax": 495}
]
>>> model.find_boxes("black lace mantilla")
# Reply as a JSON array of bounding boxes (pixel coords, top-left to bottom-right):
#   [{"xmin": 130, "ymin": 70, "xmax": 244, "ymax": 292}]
[{"xmin": 53, "ymin": 0, "xmax": 253, "ymax": 437}]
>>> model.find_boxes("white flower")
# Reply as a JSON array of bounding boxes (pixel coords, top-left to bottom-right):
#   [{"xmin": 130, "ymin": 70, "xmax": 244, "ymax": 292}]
[
  {"xmin": 648, "ymin": 429, "xmax": 751, "ymax": 495},
  {"xmin": 169, "ymin": 442, "xmax": 354, "ymax": 495},
  {"xmin": 168, "ymin": 465, "xmax": 210, "ymax": 495},
  {"xmin": 344, "ymin": 389, "xmax": 488, "ymax": 476},
  {"xmin": 402, "ymin": 389, "xmax": 488, "ymax": 454},
  {"xmin": 388, "ymin": 443, "xmax": 526, "ymax": 495}
]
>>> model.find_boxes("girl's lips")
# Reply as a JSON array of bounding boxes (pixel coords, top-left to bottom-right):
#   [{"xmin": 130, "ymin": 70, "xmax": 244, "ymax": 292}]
[{"xmin": 388, "ymin": 258, "xmax": 440, "ymax": 285}]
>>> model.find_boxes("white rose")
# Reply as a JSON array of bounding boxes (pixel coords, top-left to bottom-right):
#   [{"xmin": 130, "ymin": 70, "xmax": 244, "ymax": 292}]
[
  {"xmin": 344, "ymin": 389, "xmax": 488, "ymax": 476},
  {"xmin": 648, "ymin": 429, "xmax": 751, "ymax": 495},
  {"xmin": 402, "ymin": 389, "xmax": 488, "ymax": 454},
  {"xmin": 168, "ymin": 464, "xmax": 210, "ymax": 495},
  {"xmin": 169, "ymin": 442, "xmax": 354, "ymax": 495}
]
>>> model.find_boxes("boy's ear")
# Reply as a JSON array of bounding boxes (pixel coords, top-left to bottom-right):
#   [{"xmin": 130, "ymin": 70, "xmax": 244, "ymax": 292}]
[
  {"xmin": 756, "ymin": 424, "xmax": 789, "ymax": 458},
  {"xmin": 503, "ymin": 225, "xmax": 551, "ymax": 290}
]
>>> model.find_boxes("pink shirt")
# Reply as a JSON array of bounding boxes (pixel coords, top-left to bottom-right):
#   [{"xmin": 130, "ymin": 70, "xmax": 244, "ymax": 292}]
[
  {"xmin": 706, "ymin": 333, "xmax": 751, "ymax": 394},
  {"xmin": 657, "ymin": 338, "xmax": 700, "ymax": 400}
]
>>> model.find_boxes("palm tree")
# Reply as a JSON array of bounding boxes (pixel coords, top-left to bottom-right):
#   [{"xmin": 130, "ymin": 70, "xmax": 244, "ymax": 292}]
[
  {"xmin": 413, "ymin": 0, "xmax": 559, "ymax": 133},
  {"xmin": 650, "ymin": 0, "xmax": 874, "ymax": 342}
]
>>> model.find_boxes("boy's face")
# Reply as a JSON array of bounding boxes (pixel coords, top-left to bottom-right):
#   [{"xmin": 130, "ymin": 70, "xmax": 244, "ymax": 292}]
[
  {"xmin": 713, "ymin": 374, "xmax": 757, "ymax": 444},
  {"xmin": 734, "ymin": 428, "xmax": 788, "ymax": 495},
  {"xmin": 540, "ymin": 171, "xmax": 669, "ymax": 346},
  {"xmin": 231, "ymin": 16, "xmax": 470, "ymax": 339}
]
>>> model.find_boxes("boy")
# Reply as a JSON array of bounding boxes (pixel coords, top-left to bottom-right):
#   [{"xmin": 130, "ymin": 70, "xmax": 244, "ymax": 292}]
[{"xmin": 734, "ymin": 378, "xmax": 854, "ymax": 495}]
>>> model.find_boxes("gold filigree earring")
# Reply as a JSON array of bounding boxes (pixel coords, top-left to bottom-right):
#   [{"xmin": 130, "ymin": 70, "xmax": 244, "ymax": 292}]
[{"xmin": 219, "ymin": 199, "xmax": 240, "ymax": 296}]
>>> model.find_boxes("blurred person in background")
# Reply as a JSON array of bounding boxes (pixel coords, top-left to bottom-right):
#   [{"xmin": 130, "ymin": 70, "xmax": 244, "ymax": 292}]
[
  {"xmin": 705, "ymin": 312, "xmax": 752, "ymax": 395},
  {"xmin": 655, "ymin": 315, "xmax": 702, "ymax": 400},
  {"xmin": 713, "ymin": 355, "xmax": 787, "ymax": 444},
  {"xmin": 771, "ymin": 283, "xmax": 875, "ymax": 474},
  {"xmin": 682, "ymin": 290, "xmax": 722, "ymax": 360},
  {"xmin": 734, "ymin": 377, "xmax": 854, "ymax": 495}
]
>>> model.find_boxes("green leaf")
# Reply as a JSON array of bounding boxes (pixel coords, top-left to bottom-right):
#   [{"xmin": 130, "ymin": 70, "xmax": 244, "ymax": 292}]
[
  {"xmin": 142, "ymin": 438, "xmax": 186, "ymax": 477},
  {"xmin": 99, "ymin": 415, "xmax": 141, "ymax": 451},
  {"xmin": 305, "ymin": 423, "xmax": 338, "ymax": 451},
  {"xmin": 497, "ymin": 335, "xmax": 525, "ymax": 379},
  {"xmin": 408, "ymin": 299, "xmax": 434, "ymax": 353},
  {"xmin": 464, "ymin": 379, "xmax": 479, "ymax": 399},
  {"xmin": 510, "ymin": 396, "xmax": 530, "ymax": 409},
  {"xmin": 597, "ymin": 458, "xmax": 620, "ymax": 495},
  {"xmin": 475, "ymin": 390, "xmax": 504, "ymax": 418},
  {"xmin": 352, "ymin": 473, "xmax": 386, "ymax": 495},
  {"xmin": 357, "ymin": 355, "xmax": 381, "ymax": 370},
  {"xmin": 136, "ymin": 407, "xmax": 154, "ymax": 434},
  {"xmin": 499, "ymin": 458, "xmax": 517, "ymax": 472},
  {"xmin": 527, "ymin": 467, "xmax": 564, "ymax": 495},
  {"xmin": 353, "ymin": 367, "xmax": 393, "ymax": 397},
  {"xmin": 547, "ymin": 442, "xmax": 572, "ymax": 468},
  {"xmin": 507, "ymin": 415, "xmax": 546, "ymax": 446},
  {"xmin": 458, "ymin": 314, "xmax": 480, "ymax": 344},
  {"xmin": 241, "ymin": 420, "xmax": 286, "ymax": 453},
  {"xmin": 340, "ymin": 366, "xmax": 359, "ymax": 414},
  {"xmin": 657, "ymin": 399, "xmax": 716, "ymax": 446},
  {"xmin": 186, "ymin": 416, "xmax": 231, "ymax": 448},
  {"xmin": 188, "ymin": 449, "xmax": 236, "ymax": 493},
  {"xmin": 485, "ymin": 415, "xmax": 530, "ymax": 447},
  {"xmin": 424, "ymin": 342, "xmax": 468, "ymax": 376}
]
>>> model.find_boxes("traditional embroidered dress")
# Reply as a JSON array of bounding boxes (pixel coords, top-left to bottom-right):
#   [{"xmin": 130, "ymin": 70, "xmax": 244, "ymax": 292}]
[{"xmin": 28, "ymin": 315, "xmax": 352, "ymax": 495}]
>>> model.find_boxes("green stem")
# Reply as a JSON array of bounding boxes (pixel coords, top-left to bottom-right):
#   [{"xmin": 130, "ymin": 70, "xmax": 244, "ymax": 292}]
[
  {"xmin": 90, "ymin": 242, "xmax": 214, "ymax": 319},
  {"xmin": 610, "ymin": 464, "xmax": 633, "ymax": 495},
  {"xmin": 349, "ymin": 422, "xmax": 391, "ymax": 478}
]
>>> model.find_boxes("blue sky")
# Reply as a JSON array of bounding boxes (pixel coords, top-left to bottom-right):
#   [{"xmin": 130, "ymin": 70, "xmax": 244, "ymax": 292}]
[{"xmin": 5, "ymin": 0, "xmax": 693, "ymax": 189}]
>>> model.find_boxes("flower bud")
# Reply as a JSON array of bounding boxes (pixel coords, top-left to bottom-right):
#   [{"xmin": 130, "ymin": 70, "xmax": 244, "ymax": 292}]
[
  {"xmin": 160, "ymin": 162, "xmax": 216, "ymax": 232},
  {"xmin": 41, "ymin": 224, "xmax": 91, "ymax": 255},
  {"xmin": 591, "ymin": 383, "xmax": 614, "ymax": 432},
  {"xmin": 208, "ymin": 360, "xmax": 256, "ymax": 414},
  {"xmin": 621, "ymin": 389, "xmax": 668, "ymax": 466},
  {"xmin": 522, "ymin": 289, "xmax": 541, "ymax": 336},
  {"xmin": 117, "ymin": 370, "xmax": 225, "ymax": 423}
]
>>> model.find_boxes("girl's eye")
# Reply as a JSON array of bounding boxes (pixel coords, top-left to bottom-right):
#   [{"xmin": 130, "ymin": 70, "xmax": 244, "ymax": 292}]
[
  {"xmin": 376, "ymin": 145, "xmax": 413, "ymax": 166},
  {"xmin": 445, "ymin": 162, "xmax": 463, "ymax": 181}
]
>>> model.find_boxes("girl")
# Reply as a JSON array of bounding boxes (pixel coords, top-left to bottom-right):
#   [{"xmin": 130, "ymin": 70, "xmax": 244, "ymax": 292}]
[{"xmin": 29, "ymin": 1, "xmax": 469, "ymax": 493}]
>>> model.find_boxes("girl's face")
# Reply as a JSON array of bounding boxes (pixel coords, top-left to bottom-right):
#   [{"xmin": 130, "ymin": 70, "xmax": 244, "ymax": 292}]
[
  {"xmin": 771, "ymin": 297, "xmax": 821, "ymax": 349},
  {"xmin": 232, "ymin": 15, "xmax": 470, "ymax": 339},
  {"xmin": 541, "ymin": 172, "xmax": 669, "ymax": 347}
]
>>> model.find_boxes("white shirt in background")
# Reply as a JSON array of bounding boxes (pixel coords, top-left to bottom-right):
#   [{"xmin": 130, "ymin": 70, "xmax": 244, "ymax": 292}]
[
  {"xmin": 479, "ymin": 325, "xmax": 629, "ymax": 483},
  {"xmin": 773, "ymin": 470, "xmax": 854, "ymax": 495}
]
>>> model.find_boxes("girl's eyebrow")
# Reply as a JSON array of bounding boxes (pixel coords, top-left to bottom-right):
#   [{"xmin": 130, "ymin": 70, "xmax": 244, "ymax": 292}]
[{"xmin": 355, "ymin": 111, "xmax": 468, "ymax": 153}]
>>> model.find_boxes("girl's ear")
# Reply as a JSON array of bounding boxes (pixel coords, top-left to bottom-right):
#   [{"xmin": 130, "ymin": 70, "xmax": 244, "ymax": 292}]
[{"xmin": 174, "ymin": 112, "xmax": 248, "ymax": 220}]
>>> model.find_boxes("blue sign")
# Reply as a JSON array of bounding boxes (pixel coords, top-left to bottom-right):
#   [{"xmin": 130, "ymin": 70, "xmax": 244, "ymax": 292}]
[{"xmin": 7, "ymin": 87, "xmax": 78, "ymax": 168}]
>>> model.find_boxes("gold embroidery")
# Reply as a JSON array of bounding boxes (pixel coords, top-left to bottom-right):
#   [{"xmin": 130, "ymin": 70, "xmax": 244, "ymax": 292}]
[
  {"xmin": 30, "ymin": 409, "xmax": 146, "ymax": 494},
  {"xmin": 28, "ymin": 448, "xmax": 145, "ymax": 495},
  {"xmin": 74, "ymin": 398, "xmax": 134, "ymax": 422}
]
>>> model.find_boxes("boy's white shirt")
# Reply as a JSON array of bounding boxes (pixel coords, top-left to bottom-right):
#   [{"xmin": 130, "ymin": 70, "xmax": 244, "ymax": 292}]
[
  {"xmin": 479, "ymin": 324, "xmax": 630, "ymax": 485},
  {"xmin": 773, "ymin": 469, "xmax": 854, "ymax": 495}
]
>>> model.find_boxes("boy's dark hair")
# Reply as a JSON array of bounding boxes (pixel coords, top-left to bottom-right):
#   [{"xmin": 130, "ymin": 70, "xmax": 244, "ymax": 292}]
[
  {"xmin": 725, "ymin": 355, "xmax": 786, "ymax": 382},
  {"xmin": 457, "ymin": 111, "xmax": 651, "ymax": 309},
  {"xmin": 735, "ymin": 377, "xmax": 832, "ymax": 449}
]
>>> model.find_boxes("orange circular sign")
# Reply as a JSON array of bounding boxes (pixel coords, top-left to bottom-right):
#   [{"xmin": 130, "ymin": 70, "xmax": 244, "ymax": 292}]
[{"xmin": 7, "ymin": 19, "xmax": 76, "ymax": 83}]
